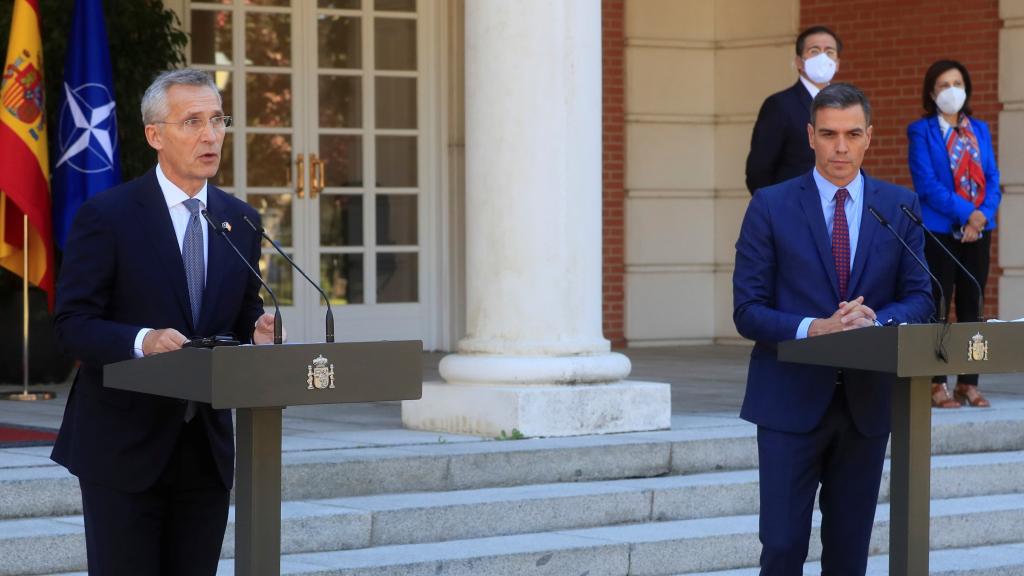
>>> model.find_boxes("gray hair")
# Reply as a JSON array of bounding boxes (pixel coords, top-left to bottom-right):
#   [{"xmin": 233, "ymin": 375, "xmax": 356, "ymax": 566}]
[
  {"xmin": 809, "ymin": 83, "xmax": 872, "ymax": 127},
  {"xmin": 141, "ymin": 68, "xmax": 221, "ymax": 124}
]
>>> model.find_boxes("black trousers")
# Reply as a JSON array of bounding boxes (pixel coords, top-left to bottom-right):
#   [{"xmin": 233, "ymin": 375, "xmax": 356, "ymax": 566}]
[
  {"xmin": 924, "ymin": 232, "xmax": 991, "ymax": 386},
  {"xmin": 79, "ymin": 417, "xmax": 229, "ymax": 576}
]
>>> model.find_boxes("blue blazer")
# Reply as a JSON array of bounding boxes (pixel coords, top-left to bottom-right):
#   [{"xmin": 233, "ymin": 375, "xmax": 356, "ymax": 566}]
[
  {"xmin": 745, "ymin": 81, "xmax": 816, "ymax": 194},
  {"xmin": 51, "ymin": 168, "xmax": 265, "ymax": 492},
  {"xmin": 733, "ymin": 171, "xmax": 934, "ymax": 436},
  {"xmin": 907, "ymin": 116, "xmax": 1000, "ymax": 234}
]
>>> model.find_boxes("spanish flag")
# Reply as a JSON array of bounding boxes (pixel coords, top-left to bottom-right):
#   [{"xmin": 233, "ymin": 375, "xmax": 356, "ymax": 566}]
[{"xmin": 0, "ymin": 0, "xmax": 53, "ymax": 309}]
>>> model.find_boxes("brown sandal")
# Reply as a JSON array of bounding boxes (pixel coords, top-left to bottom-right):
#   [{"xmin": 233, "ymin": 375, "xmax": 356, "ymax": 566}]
[
  {"xmin": 954, "ymin": 384, "xmax": 991, "ymax": 408},
  {"xmin": 931, "ymin": 383, "xmax": 961, "ymax": 409}
]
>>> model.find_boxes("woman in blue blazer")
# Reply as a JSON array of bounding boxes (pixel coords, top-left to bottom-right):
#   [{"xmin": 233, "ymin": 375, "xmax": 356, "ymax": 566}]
[{"xmin": 908, "ymin": 59, "xmax": 1000, "ymax": 408}]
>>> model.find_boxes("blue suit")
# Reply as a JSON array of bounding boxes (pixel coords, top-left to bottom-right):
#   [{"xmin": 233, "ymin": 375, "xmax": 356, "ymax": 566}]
[
  {"xmin": 51, "ymin": 168, "xmax": 264, "ymax": 575},
  {"xmin": 907, "ymin": 116, "xmax": 1000, "ymax": 234},
  {"xmin": 733, "ymin": 171, "xmax": 933, "ymax": 574}
]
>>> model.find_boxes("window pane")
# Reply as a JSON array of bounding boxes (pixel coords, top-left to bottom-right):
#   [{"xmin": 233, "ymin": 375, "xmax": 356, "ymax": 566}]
[
  {"xmin": 245, "ymin": 13, "xmax": 291, "ymax": 67},
  {"xmin": 205, "ymin": 70, "xmax": 234, "ymax": 123},
  {"xmin": 246, "ymin": 73, "xmax": 292, "ymax": 127},
  {"xmin": 247, "ymin": 193, "xmax": 293, "ymax": 246},
  {"xmin": 246, "ymin": 0, "xmax": 290, "ymax": 7},
  {"xmin": 319, "ymin": 75, "xmax": 362, "ymax": 128},
  {"xmin": 319, "ymin": 16, "xmax": 361, "ymax": 69},
  {"xmin": 320, "ymin": 194, "xmax": 363, "ymax": 247},
  {"xmin": 319, "ymin": 0, "xmax": 360, "ymax": 8},
  {"xmin": 377, "ymin": 253, "xmax": 417, "ymax": 302},
  {"xmin": 246, "ymin": 134, "xmax": 292, "ymax": 187},
  {"xmin": 375, "ymin": 77, "xmax": 415, "ymax": 129},
  {"xmin": 376, "ymin": 195, "xmax": 416, "ymax": 245},
  {"xmin": 259, "ymin": 252, "xmax": 293, "ymax": 306},
  {"xmin": 376, "ymin": 136, "xmax": 416, "ymax": 187},
  {"xmin": 375, "ymin": 18, "xmax": 416, "ymax": 71},
  {"xmin": 321, "ymin": 254, "xmax": 364, "ymax": 305},
  {"xmin": 320, "ymin": 135, "xmax": 363, "ymax": 187},
  {"xmin": 191, "ymin": 10, "xmax": 232, "ymax": 65},
  {"xmin": 376, "ymin": 0, "xmax": 415, "ymax": 12},
  {"xmin": 213, "ymin": 133, "xmax": 234, "ymax": 188}
]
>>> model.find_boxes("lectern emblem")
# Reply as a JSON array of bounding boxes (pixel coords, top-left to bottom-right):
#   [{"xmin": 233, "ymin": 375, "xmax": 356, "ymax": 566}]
[
  {"xmin": 967, "ymin": 332, "xmax": 989, "ymax": 362},
  {"xmin": 306, "ymin": 355, "xmax": 336, "ymax": 390}
]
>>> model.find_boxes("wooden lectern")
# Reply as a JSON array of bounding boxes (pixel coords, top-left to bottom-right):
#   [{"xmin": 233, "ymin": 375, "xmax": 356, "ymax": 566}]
[
  {"xmin": 780, "ymin": 322, "xmax": 1019, "ymax": 575},
  {"xmin": 104, "ymin": 340, "xmax": 423, "ymax": 576}
]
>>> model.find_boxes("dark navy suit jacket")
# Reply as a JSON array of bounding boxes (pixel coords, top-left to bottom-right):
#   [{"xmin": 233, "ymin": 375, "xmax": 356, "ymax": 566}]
[
  {"xmin": 907, "ymin": 115, "xmax": 1000, "ymax": 234},
  {"xmin": 733, "ymin": 171, "xmax": 934, "ymax": 437},
  {"xmin": 745, "ymin": 80, "xmax": 816, "ymax": 194},
  {"xmin": 51, "ymin": 168, "xmax": 264, "ymax": 492}
]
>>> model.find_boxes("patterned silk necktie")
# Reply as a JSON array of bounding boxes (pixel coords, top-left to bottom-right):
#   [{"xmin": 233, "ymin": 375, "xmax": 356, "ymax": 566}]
[
  {"xmin": 832, "ymin": 188, "xmax": 850, "ymax": 301},
  {"xmin": 181, "ymin": 198, "xmax": 204, "ymax": 422}
]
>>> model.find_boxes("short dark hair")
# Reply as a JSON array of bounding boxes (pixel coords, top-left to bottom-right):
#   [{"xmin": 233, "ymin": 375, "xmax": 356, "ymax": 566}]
[
  {"xmin": 809, "ymin": 83, "xmax": 872, "ymax": 127},
  {"xmin": 921, "ymin": 59, "xmax": 973, "ymax": 117},
  {"xmin": 796, "ymin": 25, "xmax": 842, "ymax": 56}
]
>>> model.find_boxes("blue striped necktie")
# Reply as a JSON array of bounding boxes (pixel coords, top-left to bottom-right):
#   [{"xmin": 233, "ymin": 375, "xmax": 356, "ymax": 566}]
[{"xmin": 181, "ymin": 197, "xmax": 204, "ymax": 422}]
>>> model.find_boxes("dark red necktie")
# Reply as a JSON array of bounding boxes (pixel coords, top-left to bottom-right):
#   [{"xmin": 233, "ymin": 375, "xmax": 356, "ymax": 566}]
[{"xmin": 832, "ymin": 188, "xmax": 850, "ymax": 301}]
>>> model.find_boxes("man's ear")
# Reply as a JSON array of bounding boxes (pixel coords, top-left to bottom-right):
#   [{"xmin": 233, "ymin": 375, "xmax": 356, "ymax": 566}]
[
  {"xmin": 144, "ymin": 124, "xmax": 163, "ymax": 151},
  {"xmin": 865, "ymin": 125, "xmax": 873, "ymax": 150},
  {"xmin": 807, "ymin": 122, "xmax": 815, "ymax": 150}
]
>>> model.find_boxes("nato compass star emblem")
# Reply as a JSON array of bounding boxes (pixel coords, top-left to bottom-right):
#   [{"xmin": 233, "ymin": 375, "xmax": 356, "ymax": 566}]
[{"xmin": 56, "ymin": 82, "xmax": 118, "ymax": 174}]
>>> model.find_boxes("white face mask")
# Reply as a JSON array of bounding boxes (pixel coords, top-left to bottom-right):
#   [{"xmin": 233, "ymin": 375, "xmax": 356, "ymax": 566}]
[
  {"xmin": 934, "ymin": 86, "xmax": 967, "ymax": 116},
  {"xmin": 803, "ymin": 53, "xmax": 837, "ymax": 84}
]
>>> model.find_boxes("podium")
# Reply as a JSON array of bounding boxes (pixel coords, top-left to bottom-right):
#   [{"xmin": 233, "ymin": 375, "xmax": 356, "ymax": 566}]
[
  {"xmin": 104, "ymin": 341, "xmax": 423, "ymax": 576},
  {"xmin": 779, "ymin": 322, "xmax": 1020, "ymax": 575}
]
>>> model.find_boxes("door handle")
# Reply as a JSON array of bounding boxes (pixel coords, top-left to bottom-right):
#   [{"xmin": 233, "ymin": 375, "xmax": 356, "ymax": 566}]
[
  {"xmin": 309, "ymin": 153, "xmax": 326, "ymax": 198},
  {"xmin": 294, "ymin": 153, "xmax": 305, "ymax": 198}
]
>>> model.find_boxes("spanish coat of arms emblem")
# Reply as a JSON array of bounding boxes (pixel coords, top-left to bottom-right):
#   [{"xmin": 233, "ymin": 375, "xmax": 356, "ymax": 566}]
[
  {"xmin": 967, "ymin": 332, "xmax": 989, "ymax": 362},
  {"xmin": 307, "ymin": 354, "xmax": 336, "ymax": 390}
]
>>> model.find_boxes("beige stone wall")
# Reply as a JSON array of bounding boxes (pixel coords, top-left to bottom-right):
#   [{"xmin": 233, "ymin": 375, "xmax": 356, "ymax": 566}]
[
  {"xmin": 624, "ymin": 0, "xmax": 798, "ymax": 345},
  {"xmin": 999, "ymin": 1, "xmax": 1024, "ymax": 319}
]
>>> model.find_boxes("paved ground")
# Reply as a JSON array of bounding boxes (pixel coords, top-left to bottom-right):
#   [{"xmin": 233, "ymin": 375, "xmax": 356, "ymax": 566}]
[{"xmin": 1, "ymin": 345, "xmax": 1020, "ymax": 438}]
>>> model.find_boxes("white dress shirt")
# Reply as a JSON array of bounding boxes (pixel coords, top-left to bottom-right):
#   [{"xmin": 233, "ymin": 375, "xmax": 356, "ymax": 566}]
[{"xmin": 132, "ymin": 165, "xmax": 210, "ymax": 357}]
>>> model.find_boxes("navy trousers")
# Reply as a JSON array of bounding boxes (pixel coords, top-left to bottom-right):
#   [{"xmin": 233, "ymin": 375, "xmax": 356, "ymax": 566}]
[
  {"xmin": 79, "ymin": 416, "xmax": 229, "ymax": 576},
  {"xmin": 757, "ymin": 385, "xmax": 889, "ymax": 575}
]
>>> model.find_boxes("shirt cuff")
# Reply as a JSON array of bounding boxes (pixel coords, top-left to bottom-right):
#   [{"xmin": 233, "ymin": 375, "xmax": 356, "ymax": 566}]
[
  {"xmin": 133, "ymin": 328, "xmax": 153, "ymax": 358},
  {"xmin": 796, "ymin": 317, "xmax": 815, "ymax": 339}
]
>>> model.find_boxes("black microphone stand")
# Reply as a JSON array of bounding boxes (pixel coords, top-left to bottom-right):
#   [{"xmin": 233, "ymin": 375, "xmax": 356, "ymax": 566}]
[
  {"xmin": 201, "ymin": 210, "xmax": 283, "ymax": 344},
  {"xmin": 242, "ymin": 215, "xmax": 335, "ymax": 343}
]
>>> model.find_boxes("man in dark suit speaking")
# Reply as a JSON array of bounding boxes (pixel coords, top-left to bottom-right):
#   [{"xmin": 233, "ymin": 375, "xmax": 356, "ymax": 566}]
[
  {"xmin": 733, "ymin": 84, "xmax": 933, "ymax": 574},
  {"xmin": 745, "ymin": 26, "xmax": 842, "ymax": 194},
  {"xmin": 51, "ymin": 68, "xmax": 278, "ymax": 575}
]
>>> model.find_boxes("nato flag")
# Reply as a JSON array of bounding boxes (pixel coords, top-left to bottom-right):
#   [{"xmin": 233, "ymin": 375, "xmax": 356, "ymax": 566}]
[{"xmin": 52, "ymin": 0, "xmax": 121, "ymax": 249}]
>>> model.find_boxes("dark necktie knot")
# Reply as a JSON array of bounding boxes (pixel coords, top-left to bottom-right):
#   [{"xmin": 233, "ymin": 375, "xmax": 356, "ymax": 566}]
[
  {"xmin": 183, "ymin": 197, "xmax": 203, "ymax": 216},
  {"xmin": 834, "ymin": 188, "xmax": 848, "ymax": 203}
]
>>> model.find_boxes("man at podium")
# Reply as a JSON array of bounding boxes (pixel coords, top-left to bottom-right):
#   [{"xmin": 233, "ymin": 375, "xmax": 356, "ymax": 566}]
[
  {"xmin": 733, "ymin": 84, "xmax": 933, "ymax": 574},
  {"xmin": 50, "ymin": 69, "xmax": 277, "ymax": 575}
]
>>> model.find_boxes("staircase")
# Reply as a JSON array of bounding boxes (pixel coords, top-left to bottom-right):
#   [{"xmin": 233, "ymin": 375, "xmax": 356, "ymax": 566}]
[{"xmin": 2, "ymin": 401, "xmax": 1023, "ymax": 575}]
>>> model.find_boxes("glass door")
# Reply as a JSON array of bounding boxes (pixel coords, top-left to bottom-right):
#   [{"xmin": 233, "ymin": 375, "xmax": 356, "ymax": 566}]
[{"xmin": 188, "ymin": 0, "xmax": 432, "ymax": 345}]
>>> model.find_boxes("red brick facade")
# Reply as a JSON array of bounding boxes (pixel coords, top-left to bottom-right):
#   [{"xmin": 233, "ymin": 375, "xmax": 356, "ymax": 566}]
[
  {"xmin": 602, "ymin": 0, "xmax": 626, "ymax": 347},
  {"xmin": 801, "ymin": 0, "xmax": 1004, "ymax": 319}
]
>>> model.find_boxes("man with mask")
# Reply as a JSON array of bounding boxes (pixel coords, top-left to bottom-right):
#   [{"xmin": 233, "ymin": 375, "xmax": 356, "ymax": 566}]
[{"xmin": 745, "ymin": 25, "xmax": 842, "ymax": 195}]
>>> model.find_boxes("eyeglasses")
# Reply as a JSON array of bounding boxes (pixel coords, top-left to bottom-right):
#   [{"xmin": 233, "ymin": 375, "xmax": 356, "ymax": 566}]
[{"xmin": 153, "ymin": 115, "xmax": 233, "ymax": 133}]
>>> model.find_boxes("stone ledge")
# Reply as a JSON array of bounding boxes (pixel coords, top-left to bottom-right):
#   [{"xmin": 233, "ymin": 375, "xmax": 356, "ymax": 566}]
[{"xmin": 402, "ymin": 380, "xmax": 671, "ymax": 437}]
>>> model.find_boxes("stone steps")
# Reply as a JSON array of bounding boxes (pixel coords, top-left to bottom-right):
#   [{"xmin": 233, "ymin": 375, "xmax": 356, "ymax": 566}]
[
  {"xmin": 3, "ymin": 410, "xmax": 1023, "ymax": 520},
  {"xmin": 4, "ymin": 451, "xmax": 1024, "ymax": 576}
]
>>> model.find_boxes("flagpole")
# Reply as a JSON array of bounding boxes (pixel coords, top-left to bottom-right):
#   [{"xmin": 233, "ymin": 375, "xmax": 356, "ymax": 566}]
[{"xmin": 1, "ymin": 215, "xmax": 55, "ymax": 401}]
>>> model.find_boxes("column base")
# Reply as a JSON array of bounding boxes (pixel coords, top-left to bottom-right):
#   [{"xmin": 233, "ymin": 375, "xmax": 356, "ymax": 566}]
[{"xmin": 401, "ymin": 380, "xmax": 671, "ymax": 438}]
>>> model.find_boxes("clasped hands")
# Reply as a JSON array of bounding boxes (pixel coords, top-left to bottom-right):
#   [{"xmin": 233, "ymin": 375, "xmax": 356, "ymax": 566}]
[
  {"xmin": 808, "ymin": 296, "xmax": 877, "ymax": 337},
  {"xmin": 961, "ymin": 210, "xmax": 987, "ymax": 243},
  {"xmin": 141, "ymin": 311, "xmax": 283, "ymax": 356}
]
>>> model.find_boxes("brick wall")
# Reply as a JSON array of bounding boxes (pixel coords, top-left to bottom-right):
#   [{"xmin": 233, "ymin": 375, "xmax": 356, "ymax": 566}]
[
  {"xmin": 801, "ymin": 0, "xmax": 1003, "ymax": 319},
  {"xmin": 602, "ymin": 0, "xmax": 626, "ymax": 347}
]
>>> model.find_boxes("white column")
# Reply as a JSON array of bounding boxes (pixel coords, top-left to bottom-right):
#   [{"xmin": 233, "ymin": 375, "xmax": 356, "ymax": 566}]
[{"xmin": 402, "ymin": 0, "xmax": 670, "ymax": 437}]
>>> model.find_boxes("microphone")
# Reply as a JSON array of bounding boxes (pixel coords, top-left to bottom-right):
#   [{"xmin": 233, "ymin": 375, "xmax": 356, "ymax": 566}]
[
  {"xmin": 868, "ymin": 206, "xmax": 946, "ymax": 323},
  {"xmin": 900, "ymin": 204, "xmax": 984, "ymax": 321},
  {"xmin": 242, "ymin": 214, "xmax": 335, "ymax": 343},
  {"xmin": 201, "ymin": 209, "xmax": 283, "ymax": 344}
]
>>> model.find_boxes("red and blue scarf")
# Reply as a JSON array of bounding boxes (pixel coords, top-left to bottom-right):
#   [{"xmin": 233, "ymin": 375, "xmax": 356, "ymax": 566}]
[{"xmin": 944, "ymin": 115, "xmax": 986, "ymax": 207}]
